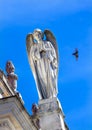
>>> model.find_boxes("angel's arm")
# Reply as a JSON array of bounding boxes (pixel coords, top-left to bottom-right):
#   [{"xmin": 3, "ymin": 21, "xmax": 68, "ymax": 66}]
[
  {"xmin": 40, "ymin": 41, "xmax": 53, "ymax": 52},
  {"xmin": 44, "ymin": 29, "xmax": 58, "ymax": 62}
]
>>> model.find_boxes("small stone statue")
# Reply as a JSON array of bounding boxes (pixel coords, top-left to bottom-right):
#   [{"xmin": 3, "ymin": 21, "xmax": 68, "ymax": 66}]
[
  {"xmin": 32, "ymin": 103, "xmax": 41, "ymax": 130},
  {"xmin": 32, "ymin": 103, "xmax": 39, "ymax": 115},
  {"xmin": 26, "ymin": 29, "xmax": 58, "ymax": 100},
  {"xmin": 6, "ymin": 61, "xmax": 18, "ymax": 91}
]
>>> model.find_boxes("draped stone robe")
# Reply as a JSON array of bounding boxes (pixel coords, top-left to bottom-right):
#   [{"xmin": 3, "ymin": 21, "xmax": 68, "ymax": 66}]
[{"xmin": 30, "ymin": 40, "xmax": 58, "ymax": 99}]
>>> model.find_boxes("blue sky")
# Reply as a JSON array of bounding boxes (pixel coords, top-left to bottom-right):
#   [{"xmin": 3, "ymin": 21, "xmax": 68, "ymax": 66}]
[{"xmin": 0, "ymin": 0, "xmax": 92, "ymax": 130}]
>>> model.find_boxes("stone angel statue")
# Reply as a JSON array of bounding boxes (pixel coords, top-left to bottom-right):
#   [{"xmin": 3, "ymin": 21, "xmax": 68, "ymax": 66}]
[{"xmin": 26, "ymin": 29, "xmax": 58, "ymax": 100}]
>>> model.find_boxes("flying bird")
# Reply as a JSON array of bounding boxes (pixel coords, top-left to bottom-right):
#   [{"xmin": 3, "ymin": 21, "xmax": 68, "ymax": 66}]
[{"xmin": 72, "ymin": 48, "xmax": 79, "ymax": 61}]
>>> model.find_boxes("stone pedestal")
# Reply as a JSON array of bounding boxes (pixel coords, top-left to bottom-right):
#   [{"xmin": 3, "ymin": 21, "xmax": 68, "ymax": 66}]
[{"xmin": 36, "ymin": 97, "xmax": 68, "ymax": 130}]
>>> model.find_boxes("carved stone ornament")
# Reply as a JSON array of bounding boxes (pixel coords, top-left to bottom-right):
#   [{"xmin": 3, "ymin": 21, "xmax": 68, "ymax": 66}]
[{"xmin": 0, "ymin": 121, "xmax": 12, "ymax": 130}]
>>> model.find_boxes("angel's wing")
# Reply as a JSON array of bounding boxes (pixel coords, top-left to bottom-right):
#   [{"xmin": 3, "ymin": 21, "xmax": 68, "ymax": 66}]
[
  {"xmin": 26, "ymin": 33, "xmax": 34, "ymax": 54},
  {"xmin": 26, "ymin": 34, "xmax": 36, "ymax": 79},
  {"xmin": 44, "ymin": 29, "xmax": 58, "ymax": 62}
]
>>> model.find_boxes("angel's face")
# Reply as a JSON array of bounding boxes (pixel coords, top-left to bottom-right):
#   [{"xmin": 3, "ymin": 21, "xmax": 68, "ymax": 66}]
[{"xmin": 33, "ymin": 30, "xmax": 42, "ymax": 41}]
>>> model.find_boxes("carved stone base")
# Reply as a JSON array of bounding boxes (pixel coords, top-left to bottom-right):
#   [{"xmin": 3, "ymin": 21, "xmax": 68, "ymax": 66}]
[{"xmin": 36, "ymin": 97, "xmax": 68, "ymax": 130}]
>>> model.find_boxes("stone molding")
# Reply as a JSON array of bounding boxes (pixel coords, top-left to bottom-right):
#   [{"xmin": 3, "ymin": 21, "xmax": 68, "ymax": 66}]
[{"xmin": 0, "ymin": 118, "xmax": 16, "ymax": 130}]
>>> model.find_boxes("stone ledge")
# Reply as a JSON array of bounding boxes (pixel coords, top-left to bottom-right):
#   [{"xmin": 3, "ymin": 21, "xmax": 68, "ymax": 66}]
[{"xmin": 38, "ymin": 97, "xmax": 64, "ymax": 116}]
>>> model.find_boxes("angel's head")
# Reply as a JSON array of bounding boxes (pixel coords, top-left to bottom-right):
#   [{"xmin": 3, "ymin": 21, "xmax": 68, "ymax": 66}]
[{"xmin": 33, "ymin": 29, "xmax": 43, "ymax": 41}]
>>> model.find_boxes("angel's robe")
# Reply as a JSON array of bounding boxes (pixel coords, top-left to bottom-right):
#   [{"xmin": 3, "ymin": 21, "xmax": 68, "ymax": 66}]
[{"xmin": 30, "ymin": 40, "xmax": 58, "ymax": 99}]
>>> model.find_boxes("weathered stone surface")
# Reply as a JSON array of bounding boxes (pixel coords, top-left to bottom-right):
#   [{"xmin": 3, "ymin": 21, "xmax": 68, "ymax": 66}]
[
  {"xmin": 0, "ymin": 96, "xmax": 37, "ymax": 130},
  {"xmin": 32, "ymin": 98, "xmax": 68, "ymax": 130},
  {"xmin": 38, "ymin": 97, "xmax": 61, "ymax": 114}
]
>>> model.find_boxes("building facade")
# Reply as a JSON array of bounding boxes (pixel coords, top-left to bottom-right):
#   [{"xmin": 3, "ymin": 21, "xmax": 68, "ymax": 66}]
[
  {"xmin": 0, "ymin": 69, "xmax": 37, "ymax": 130},
  {"xmin": 0, "ymin": 61, "xmax": 69, "ymax": 130}
]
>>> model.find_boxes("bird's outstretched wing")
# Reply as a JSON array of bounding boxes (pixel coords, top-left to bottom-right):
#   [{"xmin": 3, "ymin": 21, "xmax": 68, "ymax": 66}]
[
  {"xmin": 44, "ymin": 29, "xmax": 59, "ymax": 62},
  {"xmin": 26, "ymin": 33, "xmax": 36, "ymax": 79},
  {"xmin": 72, "ymin": 48, "xmax": 79, "ymax": 61}
]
